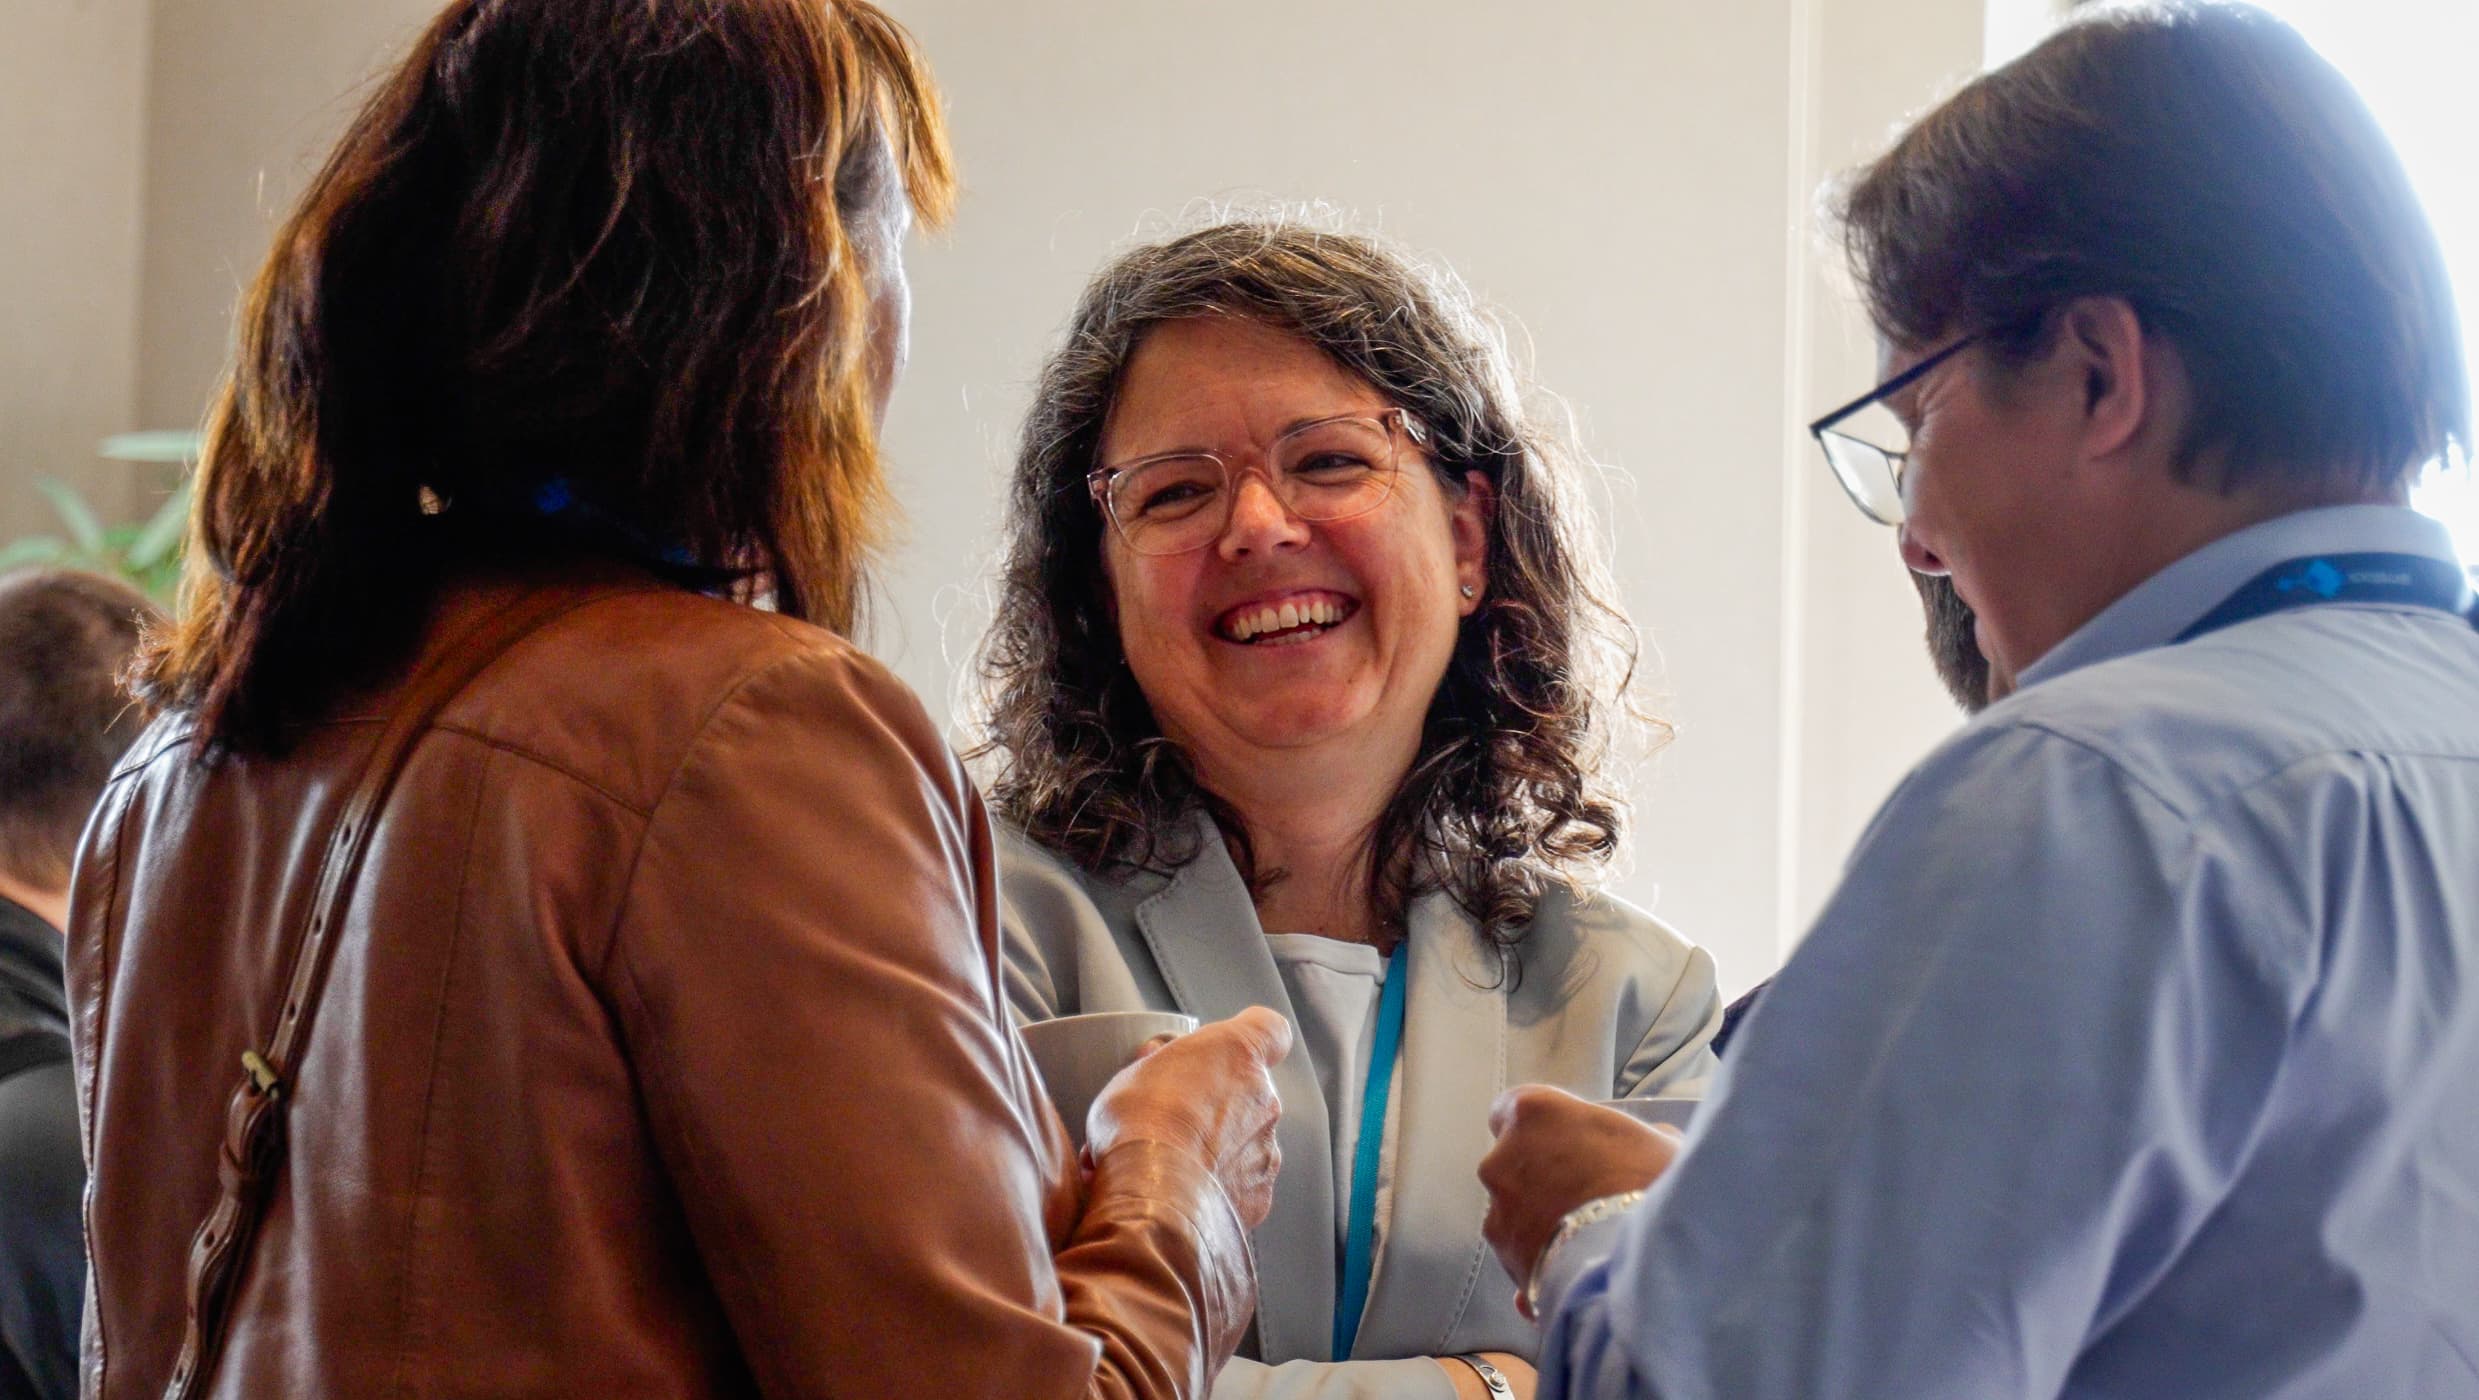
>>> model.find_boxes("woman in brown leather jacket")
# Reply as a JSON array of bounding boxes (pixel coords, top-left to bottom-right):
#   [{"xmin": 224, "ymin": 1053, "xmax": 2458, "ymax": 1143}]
[{"xmin": 66, "ymin": 3, "xmax": 1287, "ymax": 1396}]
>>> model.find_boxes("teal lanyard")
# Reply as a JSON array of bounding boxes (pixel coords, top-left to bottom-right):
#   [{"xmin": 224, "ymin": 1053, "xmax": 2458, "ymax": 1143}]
[{"xmin": 1333, "ymin": 938, "xmax": 1408, "ymax": 1360}]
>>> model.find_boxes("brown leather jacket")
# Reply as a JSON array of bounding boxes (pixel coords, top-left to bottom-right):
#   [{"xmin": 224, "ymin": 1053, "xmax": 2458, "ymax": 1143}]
[{"xmin": 67, "ymin": 564, "xmax": 1256, "ymax": 1398}]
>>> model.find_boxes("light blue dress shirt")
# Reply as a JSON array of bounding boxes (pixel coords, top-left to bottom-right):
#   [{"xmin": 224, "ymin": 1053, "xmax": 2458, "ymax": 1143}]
[{"xmin": 1539, "ymin": 506, "xmax": 2479, "ymax": 1399}]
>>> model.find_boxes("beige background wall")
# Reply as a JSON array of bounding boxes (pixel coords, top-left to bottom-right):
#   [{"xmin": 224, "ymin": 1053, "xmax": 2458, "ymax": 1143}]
[
  {"xmin": 3, "ymin": 0, "xmax": 2012, "ymax": 994},
  {"xmin": 1788, "ymin": 0, "xmax": 1999, "ymax": 935},
  {"xmin": 0, "ymin": 0, "xmax": 152, "ymax": 538},
  {"xmin": 134, "ymin": 0, "xmax": 441, "ymax": 429}
]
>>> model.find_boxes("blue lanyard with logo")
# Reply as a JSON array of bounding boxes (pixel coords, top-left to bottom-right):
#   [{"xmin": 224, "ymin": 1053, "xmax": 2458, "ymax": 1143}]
[
  {"xmin": 1332, "ymin": 938, "xmax": 1408, "ymax": 1360},
  {"xmin": 2174, "ymin": 551, "xmax": 2476, "ymax": 643}
]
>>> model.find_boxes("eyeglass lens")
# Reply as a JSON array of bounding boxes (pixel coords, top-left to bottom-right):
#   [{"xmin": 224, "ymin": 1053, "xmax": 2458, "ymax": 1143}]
[
  {"xmin": 1105, "ymin": 416, "xmax": 1402, "ymax": 555},
  {"xmin": 1817, "ymin": 398, "xmax": 1909, "ymax": 526}
]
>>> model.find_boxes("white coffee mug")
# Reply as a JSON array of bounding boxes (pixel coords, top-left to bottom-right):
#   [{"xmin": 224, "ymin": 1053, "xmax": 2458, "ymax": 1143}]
[
  {"xmin": 1016, "ymin": 1010, "xmax": 1201, "ymax": 1148},
  {"xmin": 1595, "ymin": 1095, "xmax": 1700, "ymax": 1132}
]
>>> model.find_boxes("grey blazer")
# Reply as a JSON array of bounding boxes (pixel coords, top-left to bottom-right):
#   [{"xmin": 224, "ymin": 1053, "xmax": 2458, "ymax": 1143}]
[{"xmin": 1000, "ymin": 817, "xmax": 1722, "ymax": 1399}]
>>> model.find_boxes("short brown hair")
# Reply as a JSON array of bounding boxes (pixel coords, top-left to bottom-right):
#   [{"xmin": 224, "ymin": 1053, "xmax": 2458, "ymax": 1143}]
[
  {"xmin": 1838, "ymin": 2, "xmax": 2467, "ymax": 495},
  {"xmin": 0, "ymin": 570, "xmax": 160, "ymax": 890},
  {"xmin": 974, "ymin": 218, "xmax": 1650, "ymax": 964},
  {"xmin": 143, "ymin": 0, "xmax": 954, "ymax": 751}
]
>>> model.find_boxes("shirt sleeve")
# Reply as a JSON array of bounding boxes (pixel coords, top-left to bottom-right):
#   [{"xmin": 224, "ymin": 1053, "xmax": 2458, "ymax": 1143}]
[
  {"xmin": 605, "ymin": 644, "xmax": 1254, "ymax": 1400},
  {"xmin": 1536, "ymin": 1231, "xmax": 1653, "ymax": 1400},
  {"xmin": 1539, "ymin": 720, "xmax": 2302, "ymax": 1399}
]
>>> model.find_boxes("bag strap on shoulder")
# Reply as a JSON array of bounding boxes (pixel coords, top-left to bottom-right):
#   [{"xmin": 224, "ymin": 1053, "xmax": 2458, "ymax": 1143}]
[{"xmin": 166, "ymin": 585, "xmax": 594, "ymax": 1400}]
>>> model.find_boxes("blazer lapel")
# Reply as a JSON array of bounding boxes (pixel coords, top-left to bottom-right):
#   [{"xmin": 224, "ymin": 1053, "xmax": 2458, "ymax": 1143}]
[
  {"xmin": 1132, "ymin": 815, "xmax": 1339, "ymax": 1362},
  {"xmin": 1352, "ymin": 892, "xmax": 1508, "ymax": 1357}
]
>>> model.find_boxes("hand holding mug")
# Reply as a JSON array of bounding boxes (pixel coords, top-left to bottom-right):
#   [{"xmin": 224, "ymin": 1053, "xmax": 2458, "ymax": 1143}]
[{"xmin": 1088, "ymin": 1006, "xmax": 1292, "ymax": 1228}]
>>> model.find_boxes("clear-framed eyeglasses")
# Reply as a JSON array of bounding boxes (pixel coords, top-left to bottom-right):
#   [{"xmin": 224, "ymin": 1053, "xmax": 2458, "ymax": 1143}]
[
  {"xmin": 1086, "ymin": 408, "xmax": 1431, "ymax": 557},
  {"xmin": 1806, "ymin": 334, "xmax": 1977, "ymax": 526}
]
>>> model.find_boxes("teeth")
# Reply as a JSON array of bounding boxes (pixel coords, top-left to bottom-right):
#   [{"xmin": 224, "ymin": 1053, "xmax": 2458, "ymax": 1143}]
[{"xmin": 1224, "ymin": 596, "xmax": 1347, "ymax": 642}]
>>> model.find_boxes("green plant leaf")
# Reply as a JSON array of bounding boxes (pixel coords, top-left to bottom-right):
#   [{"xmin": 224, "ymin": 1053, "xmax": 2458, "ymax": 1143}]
[
  {"xmin": 127, "ymin": 482, "xmax": 192, "ymax": 571},
  {"xmin": 137, "ymin": 558, "xmax": 183, "ymax": 605},
  {"xmin": 0, "ymin": 537, "xmax": 73, "ymax": 573},
  {"xmin": 97, "ymin": 430, "xmax": 204, "ymax": 464},
  {"xmin": 37, "ymin": 480, "xmax": 109, "ymax": 554}
]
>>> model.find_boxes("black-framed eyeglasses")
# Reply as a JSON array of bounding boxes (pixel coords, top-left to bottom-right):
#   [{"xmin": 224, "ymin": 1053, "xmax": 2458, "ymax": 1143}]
[
  {"xmin": 1807, "ymin": 334, "xmax": 1977, "ymax": 526},
  {"xmin": 1085, "ymin": 408, "xmax": 1430, "ymax": 557}
]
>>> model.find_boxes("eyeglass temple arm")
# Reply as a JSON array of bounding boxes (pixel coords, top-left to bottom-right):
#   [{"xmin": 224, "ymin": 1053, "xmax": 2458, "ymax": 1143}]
[{"xmin": 1805, "ymin": 334, "xmax": 1976, "ymax": 438}]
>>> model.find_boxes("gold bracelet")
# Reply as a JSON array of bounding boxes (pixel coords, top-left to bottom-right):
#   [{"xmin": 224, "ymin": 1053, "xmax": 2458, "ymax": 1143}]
[{"xmin": 1521, "ymin": 1188, "xmax": 1646, "ymax": 1319}]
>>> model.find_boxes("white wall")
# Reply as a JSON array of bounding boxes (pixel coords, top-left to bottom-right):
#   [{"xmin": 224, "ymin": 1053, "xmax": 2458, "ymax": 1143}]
[
  {"xmin": 6, "ymin": 0, "xmax": 2002, "ymax": 997},
  {"xmin": 0, "ymin": 0, "xmax": 152, "ymax": 538},
  {"xmin": 1786, "ymin": 0, "xmax": 1993, "ymax": 941}
]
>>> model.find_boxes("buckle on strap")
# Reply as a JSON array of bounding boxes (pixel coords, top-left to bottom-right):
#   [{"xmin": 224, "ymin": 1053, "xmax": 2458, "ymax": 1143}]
[{"xmin": 240, "ymin": 1049, "xmax": 281, "ymax": 1098}]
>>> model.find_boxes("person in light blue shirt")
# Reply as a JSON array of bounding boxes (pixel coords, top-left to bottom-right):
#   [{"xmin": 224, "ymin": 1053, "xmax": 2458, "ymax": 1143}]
[{"xmin": 1476, "ymin": 5, "xmax": 2479, "ymax": 1397}]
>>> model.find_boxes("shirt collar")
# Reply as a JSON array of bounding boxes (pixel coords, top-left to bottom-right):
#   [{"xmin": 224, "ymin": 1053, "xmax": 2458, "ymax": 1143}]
[{"xmin": 2016, "ymin": 504, "xmax": 2473, "ymax": 691}]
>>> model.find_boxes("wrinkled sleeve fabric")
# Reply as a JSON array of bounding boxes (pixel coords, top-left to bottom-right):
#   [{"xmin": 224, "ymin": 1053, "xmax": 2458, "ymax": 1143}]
[
  {"xmin": 605, "ymin": 643, "xmax": 1255, "ymax": 1400},
  {"xmin": 1540, "ymin": 720, "xmax": 2300, "ymax": 1400}
]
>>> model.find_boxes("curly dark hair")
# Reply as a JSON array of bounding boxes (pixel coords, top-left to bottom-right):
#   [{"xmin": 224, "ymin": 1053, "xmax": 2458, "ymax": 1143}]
[{"xmin": 972, "ymin": 216, "xmax": 1655, "ymax": 965}]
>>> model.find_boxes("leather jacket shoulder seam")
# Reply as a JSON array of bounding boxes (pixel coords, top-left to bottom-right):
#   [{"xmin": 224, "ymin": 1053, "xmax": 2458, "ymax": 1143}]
[
  {"xmin": 591, "ymin": 643, "xmax": 847, "ymax": 982},
  {"xmin": 430, "ymin": 723, "xmax": 658, "ymax": 818}
]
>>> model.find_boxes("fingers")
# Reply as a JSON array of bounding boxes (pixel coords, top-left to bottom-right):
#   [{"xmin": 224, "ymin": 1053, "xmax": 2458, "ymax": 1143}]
[
  {"xmin": 1478, "ymin": 1083, "xmax": 1685, "ymax": 1308},
  {"xmin": 1488, "ymin": 1082, "xmax": 1583, "ymax": 1138},
  {"xmin": 1096, "ymin": 1009, "xmax": 1290, "ymax": 1176},
  {"xmin": 1218, "ymin": 1004, "xmax": 1294, "ymax": 1065}
]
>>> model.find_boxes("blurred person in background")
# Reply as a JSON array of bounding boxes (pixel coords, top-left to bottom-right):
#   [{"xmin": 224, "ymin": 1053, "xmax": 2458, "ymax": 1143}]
[
  {"xmin": 1482, "ymin": 5, "xmax": 2479, "ymax": 1396},
  {"xmin": 69, "ymin": 3, "xmax": 1288, "ymax": 1396},
  {"xmin": 979, "ymin": 220, "xmax": 1721, "ymax": 1400},
  {"xmin": 0, "ymin": 570, "xmax": 155, "ymax": 1400}
]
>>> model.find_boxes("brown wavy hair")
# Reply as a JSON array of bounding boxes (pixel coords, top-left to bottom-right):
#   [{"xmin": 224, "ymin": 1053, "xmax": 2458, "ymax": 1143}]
[
  {"xmin": 974, "ymin": 217, "xmax": 1653, "ymax": 963},
  {"xmin": 142, "ymin": 0, "xmax": 954, "ymax": 752}
]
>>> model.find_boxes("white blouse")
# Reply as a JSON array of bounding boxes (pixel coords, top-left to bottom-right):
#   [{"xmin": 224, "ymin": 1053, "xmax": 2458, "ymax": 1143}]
[{"xmin": 1261, "ymin": 933, "xmax": 1402, "ymax": 1258}]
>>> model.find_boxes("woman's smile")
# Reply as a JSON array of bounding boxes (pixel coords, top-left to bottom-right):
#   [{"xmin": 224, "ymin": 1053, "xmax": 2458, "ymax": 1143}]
[{"xmin": 1213, "ymin": 589, "xmax": 1361, "ymax": 645}]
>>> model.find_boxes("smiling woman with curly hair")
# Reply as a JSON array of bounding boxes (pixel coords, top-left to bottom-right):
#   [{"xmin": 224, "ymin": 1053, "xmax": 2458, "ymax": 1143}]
[{"xmin": 977, "ymin": 217, "xmax": 1722, "ymax": 1400}]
